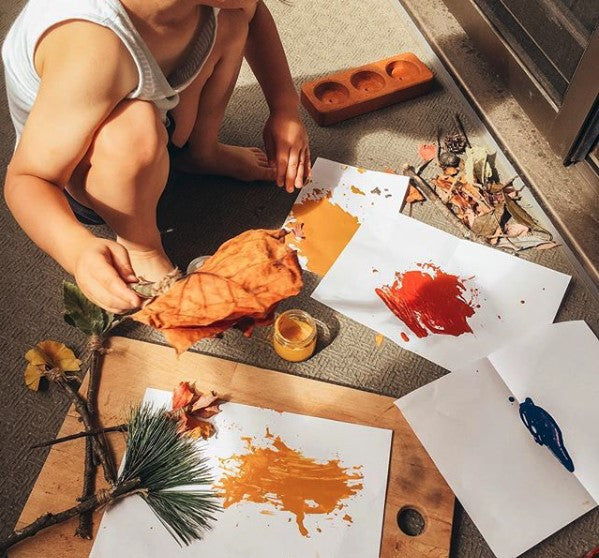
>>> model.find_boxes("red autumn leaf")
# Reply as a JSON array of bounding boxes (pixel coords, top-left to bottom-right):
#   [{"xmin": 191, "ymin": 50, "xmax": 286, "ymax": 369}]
[
  {"xmin": 405, "ymin": 184, "xmax": 425, "ymax": 204},
  {"xmin": 172, "ymin": 381, "xmax": 196, "ymax": 410},
  {"xmin": 177, "ymin": 412, "xmax": 216, "ymax": 440},
  {"xmin": 418, "ymin": 143, "xmax": 437, "ymax": 162},
  {"xmin": 133, "ymin": 229, "xmax": 303, "ymax": 353}
]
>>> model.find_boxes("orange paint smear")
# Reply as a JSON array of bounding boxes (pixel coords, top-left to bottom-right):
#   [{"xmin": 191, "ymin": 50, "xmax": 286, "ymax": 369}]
[
  {"xmin": 350, "ymin": 185, "xmax": 366, "ymax": 195},
  {"xmin": 289, "ymin": 197, "xmax": 359, "ymax": 276},
  {"xmin": 375, "ymin": 333, "xmax": 384, "ymax": 347},
  {"xmin": 216, "ymin": 436, "xmax": 363, "ymax": 537},
  {"xmin": 376, "ymin": 263, "xmax": 477, "ymax": 338}
]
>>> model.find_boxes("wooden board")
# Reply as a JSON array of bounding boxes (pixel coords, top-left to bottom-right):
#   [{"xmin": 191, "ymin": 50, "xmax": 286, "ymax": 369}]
[{"xmin": 12, "ymin": 336, "xmax": 454, "ymax": 557}]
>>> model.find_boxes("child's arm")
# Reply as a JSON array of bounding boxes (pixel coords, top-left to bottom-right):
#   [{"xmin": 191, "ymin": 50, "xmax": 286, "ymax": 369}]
[
  {"xmin": 244, "ymin": 1, "xmax": 311, "ymax": 193},
  {"xmin": 4, "ymin": 21, "xmax": 141, "ymax": 313}
]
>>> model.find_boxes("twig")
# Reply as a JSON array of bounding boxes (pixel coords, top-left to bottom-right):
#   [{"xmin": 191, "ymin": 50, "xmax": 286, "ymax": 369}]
[
  {"xmin": 454, "ymin": 113, "xmax": 471, "ymax": 148},
  {"xmin": 0, "ymin": 478, "xmax": 142, "ymax": 553},
  {"xmin": 30, "ymin": 425, "xmax": 127, "ymax": 449}
]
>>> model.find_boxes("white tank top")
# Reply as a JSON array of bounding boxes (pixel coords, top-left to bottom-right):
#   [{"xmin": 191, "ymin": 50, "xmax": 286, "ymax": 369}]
[{"xmin": 1, "ymin": 0, "xmax": 219, "ymax": 141}]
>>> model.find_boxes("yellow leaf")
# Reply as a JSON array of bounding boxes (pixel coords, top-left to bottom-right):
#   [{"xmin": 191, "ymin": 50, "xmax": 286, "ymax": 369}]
[
  {"xmin": 24, "ymin": 340, "xmax": 81, "ymax": 389},
  {"xmin": 25, "ymin": 364, "xmax": 43, "ymax": 391}
]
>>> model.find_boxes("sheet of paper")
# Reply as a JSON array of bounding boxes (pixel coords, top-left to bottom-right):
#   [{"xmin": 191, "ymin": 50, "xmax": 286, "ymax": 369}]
[
  {"xmin": 396, "ymin": 321, "xmax": 599, "ymax": 558},
  {"xmin": 91, "ymin": 388, "xmax": 392, "ymax": 558},
  {"xmin": 283, "ymin": 157, "xmax": 409, "ymax": 275},
  {"xmin": 312, "ymin": 213, "xmax": 570, "ymax": 370}
]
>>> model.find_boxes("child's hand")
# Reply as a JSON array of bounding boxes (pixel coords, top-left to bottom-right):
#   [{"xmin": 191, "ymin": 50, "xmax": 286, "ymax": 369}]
[
  {"xmin": 74, "ymin": 238, "xmax": 141, "ymax": 314},
  {"xmin": 263, "ymin": 109, "xmax": 311, "ymax": 193}
]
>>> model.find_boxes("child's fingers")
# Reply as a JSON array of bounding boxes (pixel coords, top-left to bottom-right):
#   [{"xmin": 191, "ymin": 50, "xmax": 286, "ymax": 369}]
[
  {"xmin": 276, "ymin": 147, "xmax": 289, "ymax": 187},
  {"xmin": 294, "ymin": 161, "xmax": 304, "ymax": 189},
  {"xmin": 108, "ymin": 243, "xmax": 138, "ymax": 283},
  {"xmin": 263, "ymin": 132, "xmax": 275, "ymax": 165},
  {"xmin": 96, "ymin": 254, "xmax": 141, "ymax": 308},
  {"xmin": 285, "ymin": 149, "xmax": 300, "ymax": 193},
  {"xmin": 304, "ymin": 146, "xmax": 312, "ymax": 180}
]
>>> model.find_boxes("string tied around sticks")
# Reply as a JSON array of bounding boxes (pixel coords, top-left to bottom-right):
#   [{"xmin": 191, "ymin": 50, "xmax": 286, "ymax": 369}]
[
  {"xmin": 88, "ymin": 335, "xmax": 111, "ymax": 355},
  {"xmin": 96, "ymin": 488, "xmax": 113, "ymax": 507}
]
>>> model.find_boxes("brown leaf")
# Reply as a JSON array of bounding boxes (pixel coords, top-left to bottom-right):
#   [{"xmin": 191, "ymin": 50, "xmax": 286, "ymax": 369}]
[
  {"xmin": 444, "ymin": 167, "xmax": 459, "ymax": 176},
  {"xmin": 177, "ymin": 413, "xmax": 216, "ymax": 440},
  {"xmin": 133, "ymin": 229, "xmax": 303, "ymax": 353},
  {"xmin": 534, "ymin": 241, "xmax": 560, "ymax": 251},
  {"xmin": 405, "ymin": 184, "xmax": 425, "ymax": 204},
  {"xmin": 504, "ymin": 197, "xmax": 551, "ymax": 238},
  {"xmin": 505, "ymin": 221, "xmax": 530, "ymax": 238}
]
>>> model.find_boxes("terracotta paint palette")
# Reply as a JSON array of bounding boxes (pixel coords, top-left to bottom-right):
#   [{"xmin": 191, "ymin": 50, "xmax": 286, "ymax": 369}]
[{"xmin": 301, "ymin": 53, "xmax": 434, "ymax": 126}]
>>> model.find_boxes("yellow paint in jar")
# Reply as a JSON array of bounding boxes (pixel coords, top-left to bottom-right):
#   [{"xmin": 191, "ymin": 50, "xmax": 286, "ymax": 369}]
[{"xmin": 273, "ymin": 310, "xmax": 317, "ymax": 362}]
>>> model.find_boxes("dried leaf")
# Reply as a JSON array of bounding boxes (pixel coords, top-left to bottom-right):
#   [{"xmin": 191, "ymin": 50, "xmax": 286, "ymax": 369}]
[
  {"xmin": 444, "ymin": 167, "xmax": 459, "ymax": 176},
  {"xmin": 133, "ymin": 229, "xmax": 303, "ymax": 353},
  {"xmin": 171, "ymin": 381, "xmax": 220, "ymax": 439},
  {"xmin": 470, "ymin": 210, "xmax": 501, "ymax": 237},
  {"xmin": 63, "ymin": 282, "xmax": 115, "ymax": 335},
  {"xmin": 505, "ymin": 221, "xmax": 530, "ymax": 238},
  {"xmin": 405, "ymin": 184, "xmax": 425, "ymax": 204},
  {"xmin": 24, "ymin": 340, "xmax": 81, "ymax": 391},
  {"xmin": 464, "ymin": 146, "xmax": 496, "ymax": 184},
  {"xmin": 534, "ymin": 241, "xmax": 560, "ymax": 251},
  {"xmin": 504, "ymin": 197, "xmax": 552, "ymax": 238},
  {"xmin": 418, "ymin": 144, "xmax": 437, "ymax": 162}
]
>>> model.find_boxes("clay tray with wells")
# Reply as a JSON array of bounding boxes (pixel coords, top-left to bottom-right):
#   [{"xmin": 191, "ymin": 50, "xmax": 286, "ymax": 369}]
[
  {"xmin": 301, "ymin": 53, "xmax": 434, "ymax": 126},
  {"xmin": 12, "ymin": 337, "xmax": 454, "ymax": 558}
]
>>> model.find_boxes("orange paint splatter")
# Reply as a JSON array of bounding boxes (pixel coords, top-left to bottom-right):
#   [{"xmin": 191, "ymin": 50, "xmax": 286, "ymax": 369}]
[
  {"xmin": 400, "ymin": 332, "xmax": 409, "ymax": 342},
  {"xmin": 376, "ymin": 263, "xmax": 477, "ymax": 338},
  {"xmin": 343, "ymin": 514, "xmax": 353, "ymax": 524},
  {"xmin": 357, "ymin": 167, "xmax": 367, "ymax": 174},
  {"xmin": 375, "ymin": 333, "xmax": 384, "ymax": 347},
  {"xmin": 288, "ymin": 196, "xmax": 359, "ymax": 275},
  {"xmin": 350, "ymin": 185, "xmax": 366, "ymax": 195},
  {"xmin": 265, "ymin": 426, "xmax": 273, "ymax": 438},
  {"xmin": 216, "ymin": 436, "xmax": 363, "ymax": 537}
]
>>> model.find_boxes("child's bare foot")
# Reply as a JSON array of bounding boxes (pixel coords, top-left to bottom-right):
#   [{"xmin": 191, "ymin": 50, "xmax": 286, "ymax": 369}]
[
  {"xmin": 173, "ymin": 143, "xmax": 277, "ymax": 182},
  {"xmin": 117, "ymin": 239, "xmax": 175, "ymax": 282}
]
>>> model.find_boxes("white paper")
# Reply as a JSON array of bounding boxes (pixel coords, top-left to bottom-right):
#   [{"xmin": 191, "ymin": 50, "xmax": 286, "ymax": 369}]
[
  {"xmin": 91, "ymin": 388, "xmax": 392, "ymax": 558},
  {"xmin": 396, "ymin": 321, "xmax": 599, "ymax": 558},
  {"xmin": 312, "ymin": 213, "xmax": 570, "ymax": 371},
  {"xmin": 283, "ymin": 157, "xmax": 409, "ymax": 274}
]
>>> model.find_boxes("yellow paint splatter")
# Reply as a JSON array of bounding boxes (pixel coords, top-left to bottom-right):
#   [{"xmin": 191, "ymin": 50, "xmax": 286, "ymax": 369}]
[
  {"xmin": 350, "ymin": 185, "xmax": 366, "ymax": 195},
  {"xmin": 375, "ymin": 333, "xmax": 384, "ymax": 348},
  {"xmin": 357, "ymin": 167, "xmax": 367, "ymax": 174},
  {"xmin": 288, "ymin": 196, "xmax": 359, "ymax": 276},
  {"xmin": 216, "ymin": 435, "xmax": 363, "ymax": 537}
]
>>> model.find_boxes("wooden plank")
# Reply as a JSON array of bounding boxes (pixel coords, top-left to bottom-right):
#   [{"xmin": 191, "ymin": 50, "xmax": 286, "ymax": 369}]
[{"xmin": 12, "ymin": 336, "xmax": 454, "ymax": 557}]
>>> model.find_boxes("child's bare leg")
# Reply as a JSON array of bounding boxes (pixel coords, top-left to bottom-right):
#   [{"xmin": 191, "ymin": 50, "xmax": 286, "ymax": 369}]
[
  {"xmin": 170, "ymin": 8, "xmax": 276, "ymax": 182},
  {"xmin": 68, "ymin": 100, "xmax": 174, "ymax": 281}
]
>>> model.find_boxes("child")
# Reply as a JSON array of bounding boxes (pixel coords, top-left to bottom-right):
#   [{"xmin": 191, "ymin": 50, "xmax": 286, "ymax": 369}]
[{"xmin": 2, "ymin": 0, "xmax": 311, "ymax": 314}]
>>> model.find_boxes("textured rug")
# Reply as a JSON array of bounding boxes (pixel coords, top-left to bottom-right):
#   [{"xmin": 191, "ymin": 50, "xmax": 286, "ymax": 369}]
[{"xmin": 1, "ymin": 0, "xmax": 597, "ymax": 556}]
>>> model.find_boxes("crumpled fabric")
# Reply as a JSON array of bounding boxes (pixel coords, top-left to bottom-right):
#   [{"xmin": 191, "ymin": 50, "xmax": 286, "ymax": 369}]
[{"xmin": 132, "ymin": 229, "xmax": 303, "ymax": 353}]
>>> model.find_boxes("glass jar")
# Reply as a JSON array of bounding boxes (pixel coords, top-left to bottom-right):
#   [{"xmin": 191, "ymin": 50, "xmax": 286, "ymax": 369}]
[{"xmin": 273, "ymin": 309, "xmax": 317, "ymax": 362}]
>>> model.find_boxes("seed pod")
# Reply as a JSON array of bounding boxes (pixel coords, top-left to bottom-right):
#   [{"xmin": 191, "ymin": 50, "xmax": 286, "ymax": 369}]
[{"xmin": 444, "ymin": 133, "xmax": 468, "ymax": 154}]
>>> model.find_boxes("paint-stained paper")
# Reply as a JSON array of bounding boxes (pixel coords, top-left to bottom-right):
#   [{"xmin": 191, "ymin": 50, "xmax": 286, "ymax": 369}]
[
  {"xmin": 397, "ymin": 321, "xmax": 599, "ymax": 558},
  {"xmin": 312, "ymin": 213, "xmax": 570, "ymax": 370},
  {"xmin": 91, "ymin": 389, "xmax": 392, "ymax": 558},
  {"xmin": 283, "ymin": 158, "xmax": 409, "ymax": 275}
]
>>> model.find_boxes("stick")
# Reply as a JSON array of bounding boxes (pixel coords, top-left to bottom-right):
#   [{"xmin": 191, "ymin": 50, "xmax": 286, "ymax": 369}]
[
  {"xmin": 454, "ymin": 113, "xmax": 471, "ymax": 148},
  {"xmin": 30, "ymin": 425, "xmax": 127, "ymax": 449},
  {"xmin": 0, "ymin": 478, "xmax": 142, "ymax": 553},
  {"xmin": 77, "ymin": 336, "xmax": 103, "ymax": 538}
]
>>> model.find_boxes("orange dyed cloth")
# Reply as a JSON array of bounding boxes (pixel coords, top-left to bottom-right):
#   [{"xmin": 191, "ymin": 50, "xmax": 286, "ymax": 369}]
[{"xmin": 132, "ymin": 229, "xmax": 303, "ymax": 353}]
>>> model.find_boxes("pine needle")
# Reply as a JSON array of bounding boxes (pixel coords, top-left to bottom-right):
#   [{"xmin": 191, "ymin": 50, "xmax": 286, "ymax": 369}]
[{"xmin": 119, "ymin": 404, "xmax": 221, "ymax": 545}]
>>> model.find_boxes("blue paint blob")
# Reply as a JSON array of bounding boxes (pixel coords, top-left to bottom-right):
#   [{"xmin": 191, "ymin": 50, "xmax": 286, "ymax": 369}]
[{"xmin": 519, "ymin": 397, "xmax": 574, "ymax": 473}]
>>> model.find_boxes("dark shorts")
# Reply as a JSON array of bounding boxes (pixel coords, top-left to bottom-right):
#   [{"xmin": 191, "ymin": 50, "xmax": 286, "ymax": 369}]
[{"xmin": 65, "ymin": 112, "xmax": 180, "ymax": 226}]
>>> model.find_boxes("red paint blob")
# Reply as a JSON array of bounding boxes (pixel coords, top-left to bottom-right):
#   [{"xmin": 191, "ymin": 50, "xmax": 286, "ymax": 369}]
[
  {"xmin": 400, "ymin": 332, "xmax": 409, "ymax": 342},
  {"xmin": 375, "ymin": 263, "xmax": 476, "ymax": 338}
]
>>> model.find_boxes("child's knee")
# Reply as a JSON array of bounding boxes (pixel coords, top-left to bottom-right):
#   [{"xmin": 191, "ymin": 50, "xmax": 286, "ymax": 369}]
[{"xmin": 92, "ymin": 101, "xmax": 168, "ymax": 173}]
